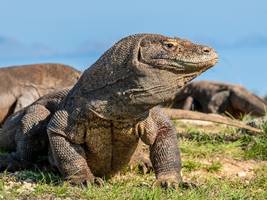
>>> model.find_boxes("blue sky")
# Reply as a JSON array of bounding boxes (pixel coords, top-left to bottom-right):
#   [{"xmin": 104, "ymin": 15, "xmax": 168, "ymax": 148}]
[{"xmin": 0, "ymin": 0, "xmax": 267, "ymax": 95}]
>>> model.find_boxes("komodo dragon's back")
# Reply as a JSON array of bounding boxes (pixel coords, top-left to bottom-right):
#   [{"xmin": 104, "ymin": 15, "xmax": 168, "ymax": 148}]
[{"xmin": 0, "ymin": 63, "xmax": 81, "ymax": 125}]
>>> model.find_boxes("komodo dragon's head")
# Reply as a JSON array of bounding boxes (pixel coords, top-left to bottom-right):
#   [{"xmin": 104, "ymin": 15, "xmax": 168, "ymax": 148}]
[
  {"xmin": 136, "ymin": 34, "xmax": 218, "ymax": 80},
  {"xmin": 69, "ymin": 33, "xmax": 218, "ymax": 121}
]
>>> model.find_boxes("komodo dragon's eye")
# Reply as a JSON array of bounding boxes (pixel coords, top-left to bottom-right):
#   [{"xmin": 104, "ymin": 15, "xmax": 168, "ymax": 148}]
[
  {"xmin": 163, "ymin": 42, "xmax": 177, "ymax": 50},
  {"xmin": 166, "ymin": 43, "xmax": 174, "ymax": 48}
]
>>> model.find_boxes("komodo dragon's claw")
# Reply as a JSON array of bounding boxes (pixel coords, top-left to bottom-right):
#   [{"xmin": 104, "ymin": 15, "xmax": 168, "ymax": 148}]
[{"xmin": 152, "ymin": 174, "xmax": 181, "ymax": 190}]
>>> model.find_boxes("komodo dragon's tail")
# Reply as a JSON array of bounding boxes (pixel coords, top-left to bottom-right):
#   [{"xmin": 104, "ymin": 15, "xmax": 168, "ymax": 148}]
[{"xmin": 161, "ymin": 108, "xmax": 263, "ymax": 135}]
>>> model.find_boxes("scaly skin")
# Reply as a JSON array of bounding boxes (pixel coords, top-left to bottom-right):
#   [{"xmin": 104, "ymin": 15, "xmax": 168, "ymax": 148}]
[
  {"xmin": 0, "ymin": 63, "xmax": 80, "ymax": 126},
  {"xmin": 0, "ymin": 33, "xmax": 218, "ymax": 188},
  {"xmin": 46, "ymin": 33, "xmax": 218, "ymax": 187}
]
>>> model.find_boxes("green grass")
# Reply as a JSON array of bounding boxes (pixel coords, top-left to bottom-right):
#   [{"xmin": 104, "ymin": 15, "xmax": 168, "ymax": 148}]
[
  {"xmin": 15, "ymin": 170, "xmax": 62, "ymax": 184},
  {"xmin": 204, "ymin": 161, "xmax": 223, "ymax": 173},
  {"xmin": 0, "ymin": 167, "xmax": 266, "ymax": 200},
  {"xmin": 241, "ymin": 120, "xmax": 267, "ymax": 160},
  {"xmin": 180, "ymin": 138, "xmax": 245, "ymax": 159},
  {"xmin": 182, "ymin": 160, "xmax": 202, "ymax": 172},
  {"xmin": 0, "ymin": 119, "xmax": 266, "ymax": 199},
  {"xmin": 179, "ymin": 118, "xmax": 267, "ymax": 161},
  {"xmin": 182, "ymin": 160, "xmax": 222, "ymax": 173}
]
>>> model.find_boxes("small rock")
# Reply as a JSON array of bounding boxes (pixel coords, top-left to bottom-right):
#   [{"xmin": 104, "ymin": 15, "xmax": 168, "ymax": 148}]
[
  {"xmin": 237, "ymin": 171, "xmax": 246, "ymax": 177},
  {"xmin": 24, "ymin": 178, "xmax": 34, "ymax": 183}
]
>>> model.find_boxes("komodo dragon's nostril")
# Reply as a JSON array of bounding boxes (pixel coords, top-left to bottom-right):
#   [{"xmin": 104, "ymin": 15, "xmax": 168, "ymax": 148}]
[{"xmin": 202, "ymin": 47, "xmax": 211, "ymax": 53}]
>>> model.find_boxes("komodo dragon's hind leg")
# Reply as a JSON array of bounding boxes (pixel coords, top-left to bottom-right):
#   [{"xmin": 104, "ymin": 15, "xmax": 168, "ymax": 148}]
[
  {"xmin": 0, "ymin": 104, "xmax": 50, "ymax": 172},
  {"xmin": 129, "ymin": 140, "xmax": 152, "ymax": 174}
]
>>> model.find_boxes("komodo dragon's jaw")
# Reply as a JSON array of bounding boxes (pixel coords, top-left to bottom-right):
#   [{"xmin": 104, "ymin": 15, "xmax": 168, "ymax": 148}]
[{"xmin": 70, "ymin": 33, "xmax": 218, "ymax": 121}]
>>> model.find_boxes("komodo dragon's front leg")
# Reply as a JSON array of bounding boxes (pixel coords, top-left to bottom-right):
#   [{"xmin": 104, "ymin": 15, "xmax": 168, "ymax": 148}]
[
  {"xmin": 150, "ymin": 123, "xmax": 182, "ymax": 188},
  {"xmin": 207, "ymin": 90, "xmax": 230, "ymax": 113},
  {"xmin": 139, "ymin": 108, "xmax": 182, "ymax": 188},
  {"xmin": 0, "ymin": 104, "xmax": 50, "ymax": 171},
  {"xmin": 47, "ymin": 110, "xmax": 95, "ymax": 185}
]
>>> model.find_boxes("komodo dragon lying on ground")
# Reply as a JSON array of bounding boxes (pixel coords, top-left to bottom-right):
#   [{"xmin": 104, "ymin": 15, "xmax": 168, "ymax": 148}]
[
  {"xmin": 0, "ymin": 63, "xmax": 80, "ymax": 126},
  {"xmin": 0, "ymin": 33, "xmax": 221, "ymax": 188},
  {"xmin": 169, "ymin": 80, "xmax": 267, "ymax": 118}
]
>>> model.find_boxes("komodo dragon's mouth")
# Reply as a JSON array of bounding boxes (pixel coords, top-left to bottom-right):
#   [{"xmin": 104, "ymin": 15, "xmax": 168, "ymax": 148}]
[
  {"xmin": 152, "ymin": 57, "xmax": 218, "ymax": 74},
  {"xmin": 181, "ymin": 57, "xmax": 219, "ymax": 71}
]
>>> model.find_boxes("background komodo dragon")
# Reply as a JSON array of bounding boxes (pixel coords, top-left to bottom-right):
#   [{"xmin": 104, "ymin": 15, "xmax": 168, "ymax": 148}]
[
  {"xmin": 169, "ymin": 80, "xmax": 267, "ymax": 118},
  {"xmin": 0, "ymin": 33, "xmax": 219, "ymax": 188},
  {"xmin": 0, "ymin": 63, "xmax": 81, "ymax": 126}
]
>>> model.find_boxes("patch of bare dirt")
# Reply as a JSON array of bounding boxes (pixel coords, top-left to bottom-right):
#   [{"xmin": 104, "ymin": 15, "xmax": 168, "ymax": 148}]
[{"xmin": 184, "ymin": 157, "xmax": 266, "ymax": 181}]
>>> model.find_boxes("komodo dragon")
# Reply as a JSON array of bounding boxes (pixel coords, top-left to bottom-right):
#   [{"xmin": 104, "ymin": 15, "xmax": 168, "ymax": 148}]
[
  {"xmin": 0, "ymin": 89, "xmax": 262, "ymax": 173},
  {"xmin": 170, "ymin": 80, "xmax": 267, "ymax": 118},
  {"xmin": 0, "ymin": 88, "xmax": 261, "ymax": 171},
  {"xmin": 0, "ymin": 33, "xmax": 219, "ymax": 188},
  {"xmin": 0, "ymin": 63, "xmax": 80, "ymax": 125}
]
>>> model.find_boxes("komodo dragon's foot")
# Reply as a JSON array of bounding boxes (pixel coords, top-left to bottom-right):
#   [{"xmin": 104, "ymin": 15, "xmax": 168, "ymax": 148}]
[
  {"xmin": 66, "ymin": 168, "xmax": 104, "ymax": 188},
  {"xmin": 153, "ymin": 174, "xmax": 181, "ymax": 190},
  {"xmin": 68, "ymin": 174, "xmax": 105, "ymax": 188},
  {"xmin": 129, "ymin": 155, "xmax": 153, "ymax": 174},
  {"xmin": 0, "ymin": 154, "xmax": 33, "ymax": 172},
  {"xmin": 153, "ymin": 175, "xmax": 196, "ymax": 190},
  {"xmin": 179, "ymin": 181, "xmax": 198, "ymax": 189},
  {"xmin": 138, "ymin": 157, "xmax": 153, "ymax": 174}
]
